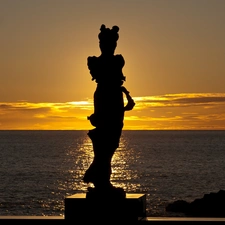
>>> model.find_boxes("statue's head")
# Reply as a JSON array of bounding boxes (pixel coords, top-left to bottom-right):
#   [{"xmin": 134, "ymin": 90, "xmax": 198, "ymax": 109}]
[{"xmin": 98, "ymin": 24, "xmax": 119, "ymax": 55}]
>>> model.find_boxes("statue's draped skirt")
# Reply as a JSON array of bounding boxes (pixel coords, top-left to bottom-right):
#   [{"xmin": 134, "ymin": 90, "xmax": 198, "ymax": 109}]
[{"xmin": 83, "ymin": 84, "xmax": 124, "ymax": 187}]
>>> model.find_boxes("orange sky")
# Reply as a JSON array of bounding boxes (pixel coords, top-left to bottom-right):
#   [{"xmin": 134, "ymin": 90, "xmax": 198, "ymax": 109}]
[{"xmin": 1, "ymin": 0, "xmax": 225, "ymax": 130}]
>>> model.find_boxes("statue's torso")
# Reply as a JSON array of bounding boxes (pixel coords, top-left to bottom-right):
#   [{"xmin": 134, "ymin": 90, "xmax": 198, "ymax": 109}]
[{"xmin": 87, "ymin": 54, "xmax": 126, "ymax": 128}]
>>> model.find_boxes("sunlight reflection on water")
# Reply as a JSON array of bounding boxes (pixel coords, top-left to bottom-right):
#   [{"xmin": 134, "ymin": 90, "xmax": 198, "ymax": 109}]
[
  {"xmin": 54, "ymin": 132, "xmax": 158, "ymax": 216},
  {"xmin": 111, "ymin": 136, "xmax": 140, "ymax": 191}
]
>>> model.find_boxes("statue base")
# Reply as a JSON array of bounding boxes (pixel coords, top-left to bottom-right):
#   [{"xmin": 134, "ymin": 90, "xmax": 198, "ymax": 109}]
[{"xmin": 64, "ymin": 192, "xmax": 146, "ymax": 223}]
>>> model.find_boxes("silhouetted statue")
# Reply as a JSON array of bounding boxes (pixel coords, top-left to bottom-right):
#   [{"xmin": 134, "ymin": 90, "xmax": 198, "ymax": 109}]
[{"xmin": 83, "ymin": 24, "xmax": 135, "ymax": 196}]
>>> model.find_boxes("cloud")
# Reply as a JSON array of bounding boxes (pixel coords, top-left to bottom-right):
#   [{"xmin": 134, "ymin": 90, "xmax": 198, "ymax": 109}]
[
  {"xmin": 0, "ymin": 100, "xmax": 93, "ymax": 130},
  {"xmin": 0, "ymin": 100, "xmax": 93, "ymax": 113},
  {"xmin": 125, "ymin": 93, "xmax": 225, "ymax": 130},
  {"xmin": 0, "ymin": 93, "xmax": 225, "ymax": 130},
  {"xmin": 133, "ymin": 93, "xmax": 225, "ymax": 109}
]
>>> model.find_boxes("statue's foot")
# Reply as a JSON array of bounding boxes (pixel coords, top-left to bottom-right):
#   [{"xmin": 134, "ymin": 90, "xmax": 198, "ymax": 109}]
[
  {"xmin": 108, "ymin": 184, "xmax": 126, "ymax": 198},
  {"xmin": 86, "ymin": 183, "xmax": 126, "ymax": 198}
]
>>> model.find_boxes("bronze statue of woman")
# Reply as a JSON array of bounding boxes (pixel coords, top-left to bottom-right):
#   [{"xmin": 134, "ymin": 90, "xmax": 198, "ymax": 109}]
[{"xmin": 83, "ymin": 24, "xmax": 135, "ymax": 195}]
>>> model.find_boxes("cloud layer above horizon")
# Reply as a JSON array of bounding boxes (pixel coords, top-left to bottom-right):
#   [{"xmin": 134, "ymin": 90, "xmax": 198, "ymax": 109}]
[{"xmin": 1, "ymin": 93, "xmax": 225, "ymax": 130}]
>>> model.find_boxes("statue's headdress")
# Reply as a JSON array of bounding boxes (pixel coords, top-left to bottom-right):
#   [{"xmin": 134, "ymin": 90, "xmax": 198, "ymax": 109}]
[{"xmin": 98, "ymin": 24, "xmax": 119, "ymax": 44}]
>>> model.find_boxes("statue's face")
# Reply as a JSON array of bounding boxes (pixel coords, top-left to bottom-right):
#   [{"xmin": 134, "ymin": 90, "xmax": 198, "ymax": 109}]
[{"xmin": 99, "ymin": 41, "xmax": 116, "ymax": 55}]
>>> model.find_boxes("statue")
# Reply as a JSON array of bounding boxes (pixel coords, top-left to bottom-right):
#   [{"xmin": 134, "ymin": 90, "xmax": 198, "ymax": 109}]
[{"xmin": 83, "ymin": 24, "xmax": 135, "ymax": 196}]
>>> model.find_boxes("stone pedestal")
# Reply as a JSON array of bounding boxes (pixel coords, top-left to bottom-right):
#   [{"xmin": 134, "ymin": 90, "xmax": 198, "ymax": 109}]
[{"xmin": 64, "ymin": 192, "xmax": 146, "ymax": 223}]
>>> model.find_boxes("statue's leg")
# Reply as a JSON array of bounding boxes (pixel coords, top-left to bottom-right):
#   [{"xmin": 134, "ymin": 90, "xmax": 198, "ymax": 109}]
[
  {"xmin": 83, "ymin": 128, "xmax": 111, "ymax": 187},
  {"xmin": 82, "ymin": 129, "xmax": 99, "ymax": 184},
  {"xmin": 92, "ymin": 131, "xmax": 121, "ymax": 189},
  {"xmin": 93, "ymin": 146, "xmax": 115, "ymax": 189},
  {"xmin": 83, "ymin": 126, "xmax": 123, "ymax": 191}
]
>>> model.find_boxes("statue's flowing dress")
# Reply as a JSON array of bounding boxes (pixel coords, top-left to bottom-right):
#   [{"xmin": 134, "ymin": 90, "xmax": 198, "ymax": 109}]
[{"xmin": 83, "ymin": 53, "xmax": 126, "ymax": 188}]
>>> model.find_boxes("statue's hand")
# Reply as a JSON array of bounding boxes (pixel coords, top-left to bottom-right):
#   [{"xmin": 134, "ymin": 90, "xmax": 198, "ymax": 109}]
[
  {"xmin": 121, "ymin": 86, "xmax": 135, "ymax": 111},
  {"xmin": 124, "ymin": 94, "xmax": 135, "ymax": 111}
]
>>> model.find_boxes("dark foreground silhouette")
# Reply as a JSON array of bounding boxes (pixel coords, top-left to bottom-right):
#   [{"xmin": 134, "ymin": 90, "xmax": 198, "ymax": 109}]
[
  {"xmin": 83, "ymin": 24, "xmax": 135, "ymax": 196},
  {"xmin": 166, "ymin": 190, "xmax": 225, "ymax": 217}
]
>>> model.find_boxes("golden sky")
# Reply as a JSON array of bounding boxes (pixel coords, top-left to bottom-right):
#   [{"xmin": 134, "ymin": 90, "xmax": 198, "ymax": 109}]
[{"xmin": 1, "ymin": 0, "xmax": 225, "ymax": 130}]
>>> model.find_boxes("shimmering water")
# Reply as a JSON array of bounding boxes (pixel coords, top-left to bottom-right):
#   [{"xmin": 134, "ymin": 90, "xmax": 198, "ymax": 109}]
[{"xmin": 0, "ymin": 130, "xmax": 225, "ymax": 217}]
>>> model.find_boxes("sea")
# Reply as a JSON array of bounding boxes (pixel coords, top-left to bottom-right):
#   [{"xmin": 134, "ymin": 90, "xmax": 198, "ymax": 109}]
[{"xmin": 0, "ymin": 130, "xmax": 225, "ymax": 217}]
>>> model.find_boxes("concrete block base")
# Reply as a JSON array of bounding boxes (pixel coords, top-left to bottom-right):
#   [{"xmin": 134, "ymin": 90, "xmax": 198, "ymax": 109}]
[{"xmin": 64, "ymin": 192, "xmax": 146, "ymax": 223}]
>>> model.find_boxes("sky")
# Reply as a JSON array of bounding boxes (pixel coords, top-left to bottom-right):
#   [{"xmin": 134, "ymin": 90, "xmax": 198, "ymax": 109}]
[{"xmin": 1, "ymin": 0, "xmax": 225, "ymax": 130}]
